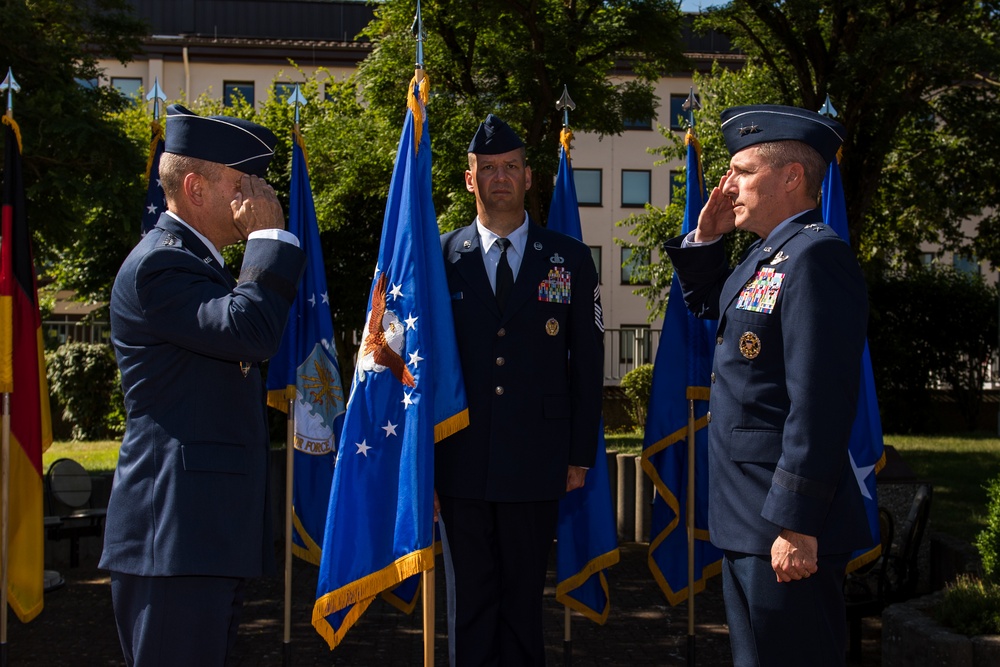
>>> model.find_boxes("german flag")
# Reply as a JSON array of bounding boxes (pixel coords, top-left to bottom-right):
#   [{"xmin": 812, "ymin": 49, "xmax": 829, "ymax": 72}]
[{"xmin": 0, "ymin": 113, "xmax": 52, "ymax": 623}]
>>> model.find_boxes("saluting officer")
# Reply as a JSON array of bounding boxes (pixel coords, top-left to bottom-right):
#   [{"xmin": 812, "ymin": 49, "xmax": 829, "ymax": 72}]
[
  {"xmin": 664, "ymin": 104, "xmax": 872, "ymax": 667},
  {"xmin": 102, "ymin": 104, "xmax": 305, "ymax": 666},
  {"xmin": 436, "ymin": 115, "xmax": 604, "ymax": 666}
]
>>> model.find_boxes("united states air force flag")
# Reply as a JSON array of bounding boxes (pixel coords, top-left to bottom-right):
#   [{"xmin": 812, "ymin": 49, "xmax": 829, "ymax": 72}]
[
  {"xmin": 640, "ymin": 130, "xmax": 723, "ymax": 604},
  {"xmin": 266, "ymin": 127, "xmax": 346, "ymax": 564},
  {"xmin": 548, "ymin": 138, "xmax": 620, "ymax": 624},
  {"xmin": 821, "ymin": 157, "xmax": 886, "ymax": 571},
  {"xmin": 141, "ymin": 120, "xmax": 167, "ymax": 234},
  {"xmin": 312, "ymin": 75, "xmax": 469, "ymax": 649}
]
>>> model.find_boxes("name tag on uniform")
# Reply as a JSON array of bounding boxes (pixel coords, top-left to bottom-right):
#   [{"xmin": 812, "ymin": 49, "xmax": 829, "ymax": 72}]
[{"xmin": 736, "ymin": 267, "xmax": 784, "ymax": 314}]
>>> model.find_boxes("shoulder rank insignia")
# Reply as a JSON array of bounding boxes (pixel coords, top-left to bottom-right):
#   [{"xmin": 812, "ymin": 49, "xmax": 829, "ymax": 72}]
[
  {"xmin": 804, "ymin": 223, "xmax": 824, "ymax": 231},
  {"xmin": 161, "ymin": 233, "xmax": 178, "ymax": 247}
]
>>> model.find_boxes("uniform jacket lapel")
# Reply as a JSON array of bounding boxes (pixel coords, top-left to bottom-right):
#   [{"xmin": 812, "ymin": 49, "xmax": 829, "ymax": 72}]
[
  {"xmin": 502, "ymin": 222, "xmax": 546, "ymax": 323},
  {"xmin": 155, "ymin": 213, "xmax": 236, "ymax": 288},
  {"xmin": 719, "ymin": 208, "xmax": 823, "ymax": 315},
  {"xmin": 448, "ymin": 224, "xmax": 501, "ymax": 317}
]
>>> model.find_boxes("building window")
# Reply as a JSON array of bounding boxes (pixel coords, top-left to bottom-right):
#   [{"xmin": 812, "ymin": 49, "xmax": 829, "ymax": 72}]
[
  {"xmin": 624, "ymin": 116, "xmax": 652, "ymax": 130},
  {"xmin": 274, "ymin": 83, "xmax": 299, "ymax": 101},
  {"xmin": 75, "ymin": 77, "xmax": 98, "ymax": 90},
  {"xmin": 619, "ymin": 325, "xmax": 652, "ymax": 365},
  {"xmin": 954, "ymin": 253, "xmax": 980, "ymax": 275},
  {"xmin": 920, "ymin": 252, "xmax": 936, "ymax": 267},
  {"xmin": 111, "ymin": 77, "xmax": 142, "ymax": 102},
  {"xmin": 574, "ymin": 169, "xmax": 602, "ymax": 206},
  {"xmin": 621, "ymin": 247, "xmax": 650, "ymax": 285},
  {"xmin": 590, "ymin": 246, "xmax": 602, "ymax": 284},
  {"xmin": 224, "ymin": 81, "xmax": 255, "ymax": 107},
  {"xmin": 670, "ymin": 93, "xmax": 699, "ymax": 131},
  {"xmin": 621, "ymin": 170, "xmax": 651, "ymax": 208}
]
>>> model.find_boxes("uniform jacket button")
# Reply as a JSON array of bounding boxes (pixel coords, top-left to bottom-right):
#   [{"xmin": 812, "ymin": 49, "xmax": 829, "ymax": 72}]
[
  {"xmin": 495, "ymin": 386, "xmax": 504, "ymax": 395},
  {"xmin": 716, "ymin": 336, "xmax": 723, "ymax": 345},
  {"xmin": 706, "ymin": 411, "xmax": 712, "ymax": 423},
  {"xmin": 710, "ymin": 372, "xmax": 716, "ymax": 384},
  {"xmin": 496, "ymin": 357, "xmax": 505, "ymax": 366},
  {"xmin": 497, "ymin": 328, "xmax": 506, "ymax": 337}
]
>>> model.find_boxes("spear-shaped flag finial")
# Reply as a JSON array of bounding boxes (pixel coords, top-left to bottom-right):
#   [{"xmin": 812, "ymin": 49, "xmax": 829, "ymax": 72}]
[
  {"xmin": 682, "ymin": 86, "xmax": 701, "ymax": 130},
  {"xmin": 1, "ymin": 68, "xmax": 21, "ymax": 118},
  {"xmin": 146, "ymin": 78, "xmax": 167, "ymax": 121},
  {"xmin": 411, "ymin": 0, "xmax": 426, "ymax": 77},
  {"xmin": 556, "ymin": 85, "xmax": 576, "ymax": 158},
  {"xmin": 287, "ymin": 83, "xmax": 307, "ymax": 126},
  {"xmin": 818, "ymin": 93, "xmax": 838, "ymax": 118}
]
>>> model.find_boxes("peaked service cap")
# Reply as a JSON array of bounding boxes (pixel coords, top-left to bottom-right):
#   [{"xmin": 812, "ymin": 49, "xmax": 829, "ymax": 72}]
[
  {"xmin": 165, "ymin": 104, "xmax": 277, "ymax": 177},
  {"xmin": 720, "ymin": 104, "xmax": 845, "ymax": 164},
  {"xmin": 468, "ymin": 114, "xmax": 525, "ymax": 155}
]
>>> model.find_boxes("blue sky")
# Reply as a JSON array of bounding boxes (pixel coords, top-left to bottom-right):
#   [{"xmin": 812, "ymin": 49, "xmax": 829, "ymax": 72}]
[{"xmin": 678, "ymin": 0, "xmax": 721, "ymax": 12}]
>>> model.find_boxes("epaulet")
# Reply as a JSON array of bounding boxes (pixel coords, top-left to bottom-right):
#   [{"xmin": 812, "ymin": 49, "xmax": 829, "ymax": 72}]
[{"xmin": 159, "ymin": 231, "xmax": 183, "ymax": 248}]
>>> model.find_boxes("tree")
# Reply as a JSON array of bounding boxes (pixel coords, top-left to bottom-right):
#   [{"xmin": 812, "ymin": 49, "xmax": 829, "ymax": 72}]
[
  {"xmin": 0, "ymin": 0, "xmax": 149, "ymax": 304},
  {"xmin": 359, "ymin": 0, "xmax": 690, "ymax": 229},
  {"xmin": 697, "ymin": 0, "xmax": 1000, "ymax": 268}
]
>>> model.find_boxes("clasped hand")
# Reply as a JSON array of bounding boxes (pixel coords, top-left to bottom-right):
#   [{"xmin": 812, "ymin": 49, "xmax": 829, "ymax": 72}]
[
  {"xmin": 771, "ymin": 529, "xmax": 819, "ymax": 583},
  {"xmin": 231, "ymin": 174, "xmax": 284, "ymax": 239}
]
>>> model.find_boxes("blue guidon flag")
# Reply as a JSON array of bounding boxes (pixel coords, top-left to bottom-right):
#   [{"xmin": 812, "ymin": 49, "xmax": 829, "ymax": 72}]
[
  {"xmin": 266, "ymin": 127, "xmax": 346, "ymax": 564},
  {"xmin": 312, "ymin": 73, "xmax": 468, "ymax": 649},
  {"xmin": 641, "ymin": 129, "xmax": 723, "ymax": 605}
]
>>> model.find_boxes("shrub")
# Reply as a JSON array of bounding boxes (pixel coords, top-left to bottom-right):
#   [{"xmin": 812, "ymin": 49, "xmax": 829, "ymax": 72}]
[
  {"xmin": 977, "ymin": 474, "xmax": 1000, "ymax": 581},
  {"xmin": 620, "ymin": 363, "xmax": 654, "ymax": 430},
  {"xmin": 934, "ymin": 575, "xmax": 1000, "ymax": 636},
  {"xmin": 46, "ymin": 342, "xmax": 122, "ymax": 441}
]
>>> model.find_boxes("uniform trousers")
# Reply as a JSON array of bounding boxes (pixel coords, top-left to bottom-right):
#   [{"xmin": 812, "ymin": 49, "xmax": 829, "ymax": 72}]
[
  {"xmin": 722, "ymin": 550, "xmax": 850, "ymax": 667},
  {"xmin": 110, "ymin": 571, "xmax": 246, "ymax": 667},
  {"xmin": 438, "ymin": 496, "xmax": 559, "ymax": 667}
]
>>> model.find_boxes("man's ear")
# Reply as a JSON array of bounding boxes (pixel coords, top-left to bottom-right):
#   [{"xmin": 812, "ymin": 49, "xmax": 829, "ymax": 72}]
[
  {"xmin": 784, "ymin": 163, "xmax": 804, "ymax": 193},
  {"xmin": 183, "ymin": 172, "xmax": 204, "ymax": 204},
  {"xmin": 524, "ymin": 165, "xmax": 532, "ymax": 192},
  {"xmin": 464, "ymin": 170, "xmax": 476, "ymax": 194}
]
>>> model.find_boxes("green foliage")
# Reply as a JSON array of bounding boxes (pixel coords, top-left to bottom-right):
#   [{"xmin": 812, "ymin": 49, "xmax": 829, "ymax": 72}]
[
  {"xmin": 46, "ymin": 343, "xmax": 123, "ymax": 441},
  {"xmin": 868, "ymin": 266, "xmax": 999, "ymax": 433},
  {"xmin": 0, "ymin": 0, "xmax": 149, "ymax": 303},
  {"xmin": 934, "ymin": 575, "xmax": 1000, "ymax": 636},
  {"xmin": 619, "ymin": 363, "xmax": 654, "ymax": 429},
  {"xmin": 977, "ymin": 474, "xmax": 1000, "ymax": 581},
  {"xmin": 360, "ymin": 0, "xmax": 689, "ymax": 228}
]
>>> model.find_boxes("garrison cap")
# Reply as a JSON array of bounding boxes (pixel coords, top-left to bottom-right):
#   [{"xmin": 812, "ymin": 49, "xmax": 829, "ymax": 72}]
[
  {"xmin": 720, "ymin": 104, "xmax": 845, "ymax": 164},
  {"xmin": 165, "ymin": 104, "xmax": 277, "ymax": 177},
  {"xmin": 468, "ymin": 114, "xmax": 525, "ymax": 155}
]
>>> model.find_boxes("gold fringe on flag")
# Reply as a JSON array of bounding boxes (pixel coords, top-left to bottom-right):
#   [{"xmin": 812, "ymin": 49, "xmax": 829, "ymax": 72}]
[
  {"xmin": 406, "ymin": 71, "xmax": 431, "ymax": 154},
  {"xmin": 293, "ymin": 124, "xmax": 310, "ymax": 169},
  {"xmin": 145, "ymin": 120, "xmax": 164, "ymax": 180},
  {"xmin": 685, "ymin": 128, "xmax": 705, "ymax": 198},
  {"xmin": 559, "ymin": 127, "xmax": 574, "ymax": 161},
  {"xmin": 2, "ymin": 114, "xmax": 22, "ymax": 153}
]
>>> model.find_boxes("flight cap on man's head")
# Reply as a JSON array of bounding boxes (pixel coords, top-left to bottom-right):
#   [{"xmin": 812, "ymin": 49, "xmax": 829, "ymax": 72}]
[
  {"xmin": 468, "ymin": 114, "xmax": 525, "ymax": 155},
  {"xmin": 720, "ymin": 104, "xmax": 845, "ymax": 164},
  {"xmin": 164, "ymin": 104, "xmax": 277, "ymax": 177}
]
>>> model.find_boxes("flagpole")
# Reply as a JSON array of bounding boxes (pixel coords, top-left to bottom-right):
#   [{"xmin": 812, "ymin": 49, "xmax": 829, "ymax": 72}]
[
  {"xmin": 686, "ymin": 399, "xmax": 696, "ymax": 667},
  {"xmin": 282, "ymin": 397, "xmax": 294, "ymax": 666},
  {"xmin": 2, "ymin": 393, "xmax": 10, "ymax": 667},
  {"xmin": 0, "ymin": 69, "xmax": 20, "ymax": 667}
]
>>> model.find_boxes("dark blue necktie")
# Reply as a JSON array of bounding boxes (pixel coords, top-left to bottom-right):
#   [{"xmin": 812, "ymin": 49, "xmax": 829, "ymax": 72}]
[{"xmin": 495, "ymin": 238, "xmax": 513, "ymax": 311}]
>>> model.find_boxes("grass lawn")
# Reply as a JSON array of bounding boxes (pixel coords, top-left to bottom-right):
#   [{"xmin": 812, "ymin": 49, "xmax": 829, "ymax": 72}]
[{"xmin": 47, "ymin": 432, "xmax": 1000, "ymax": 545}]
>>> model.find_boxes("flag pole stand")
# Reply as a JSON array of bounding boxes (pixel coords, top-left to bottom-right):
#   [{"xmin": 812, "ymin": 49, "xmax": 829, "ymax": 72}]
[
  {"xmin": 564, "ymin": 605, "xmax": 572, "ymax": 666},
  {"xmin": 422, "ymin": 567, "xmax": 435, "ymax": 665},
  {"xmin": 2, "ymin": 393, "xmax": 10, "ymax": 667},
  {"xmin": 282, "ymin": 399, "xmax": 294, "ymax": 666},
  {"xmin": 686, "ymin": 399, "xmax": 696, "ymax": 667}
]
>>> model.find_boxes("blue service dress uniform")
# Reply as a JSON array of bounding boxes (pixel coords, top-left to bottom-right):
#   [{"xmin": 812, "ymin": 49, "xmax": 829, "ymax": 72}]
[
  {"xmin": 664, "ymin": 208, "xmax": 872, "ymax": 666},
  {"xmin": 437, "ymin": 220, "xmax": 604, "ymax": 665},
  {"xmin": 100, "ymin": 213, "xmax": 305, "ymax": 663}
]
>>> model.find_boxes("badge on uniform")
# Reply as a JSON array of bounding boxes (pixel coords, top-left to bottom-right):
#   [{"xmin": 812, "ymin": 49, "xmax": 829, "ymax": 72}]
[
  {"xmin": 739, "ymin": 332, "xmax": 761, "ymax": 359},
  {"xmin": 736, "ymin": 266, "xmax": 785, "ymax": 314},
  {"xmin": 545, "ymin": 318, "xmax": 560, "ymax": 336},
  {"xmin": 538, "ymin": 267, "xmax": 571, "ymax": 303}
]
